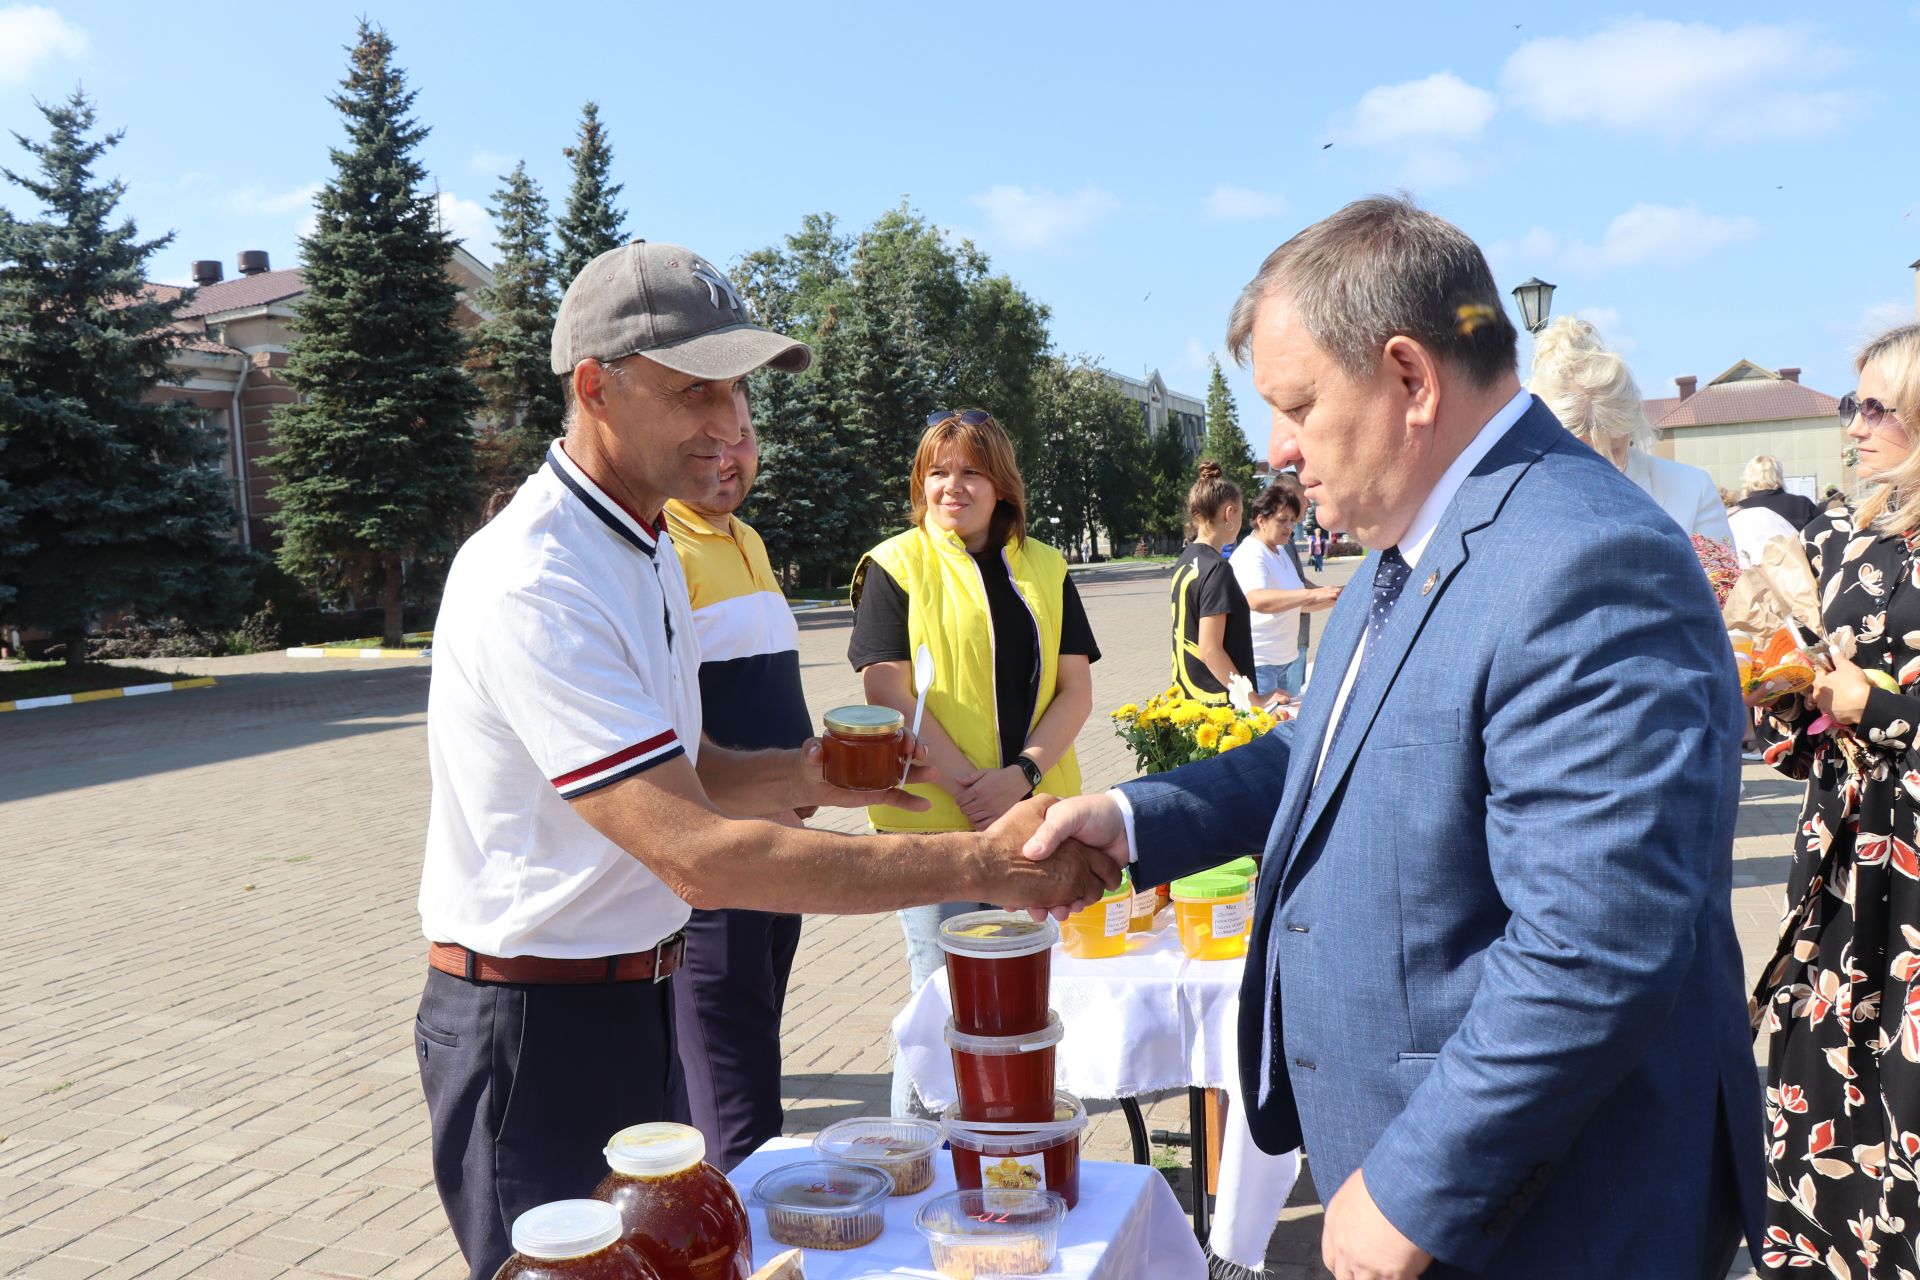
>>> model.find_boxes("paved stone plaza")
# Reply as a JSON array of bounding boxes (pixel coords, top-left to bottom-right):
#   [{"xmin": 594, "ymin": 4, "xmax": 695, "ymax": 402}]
[{"xmin": 0, "ymin": 559, "xmax": 1784, "ymax": 1278}]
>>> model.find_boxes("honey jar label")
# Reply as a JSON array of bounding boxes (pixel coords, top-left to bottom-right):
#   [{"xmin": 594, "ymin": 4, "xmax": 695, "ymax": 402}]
[
  {"xmin": 1130, "ymin": 889, "xmax": 1158, "ymax": 919},
  {"xmin": 1103, "ymin": 898, "xmax": 1129, "ymax": 937},
  {"xmin": 981, "ymin": 1154, "xmax": 1046, "ymax": 1192},
  {"xmin": 1212, "ymin": 899, "xmax": 1249, "ymax": 939}
]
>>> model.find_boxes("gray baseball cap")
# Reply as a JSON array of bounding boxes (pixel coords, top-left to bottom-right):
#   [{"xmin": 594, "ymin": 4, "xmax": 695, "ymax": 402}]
[{"xmin": 550, "ymin": 240, "xmax": 812, "ymax": 378}]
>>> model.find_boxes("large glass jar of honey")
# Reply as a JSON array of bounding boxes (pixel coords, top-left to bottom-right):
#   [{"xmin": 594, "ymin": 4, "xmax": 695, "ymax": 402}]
[
  {"xmin": 820, "ymin": 705, "xmax": 906, "ymax": 792},
  {"xmin": 592, "ymin": 1123, "xmax": 752, "ymax": 1280},
  {"xmin": 494, "ymin": 1200, "xmax": 661, "ymax": 1280}
]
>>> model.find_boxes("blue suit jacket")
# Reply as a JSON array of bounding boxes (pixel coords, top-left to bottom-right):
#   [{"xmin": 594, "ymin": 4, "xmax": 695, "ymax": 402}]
[{"xmin": 1124, "ymin": 401, "xmax": 1763, "ymax": 1276}]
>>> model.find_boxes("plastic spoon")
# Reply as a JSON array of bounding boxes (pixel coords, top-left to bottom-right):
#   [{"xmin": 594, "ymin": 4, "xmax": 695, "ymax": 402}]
[{"xmin": 902, "ymin": 644, "xmax": 934, "ymax": 786}]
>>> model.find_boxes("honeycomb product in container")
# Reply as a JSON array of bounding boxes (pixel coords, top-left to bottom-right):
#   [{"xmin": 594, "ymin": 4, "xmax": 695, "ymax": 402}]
[
  {"xmin": 913, "ymin": 1187, "xmax": 1066, "ymax": 1278},
  {"xmin": 749, "ymin": 1160, "xmax": 890, "ymax": 1252},
  {"xmin": 593, "ymin": 1123, "xmax": 751, "ymax": 1280},
  {"xmin": 945, "ymin": 1011, "xmax": 1064, "ymax": 1123},
  {"xmin": 811, "ymin": 1116, "xmax": 941, "ymax": 1196},
  {"xmin": 495, "ymin": 1200, "xmax": 662, "ymax": 1280},
  {"xmin": 941, "ymin": 1092, "xmax": 1087, "ymax": 1209}
]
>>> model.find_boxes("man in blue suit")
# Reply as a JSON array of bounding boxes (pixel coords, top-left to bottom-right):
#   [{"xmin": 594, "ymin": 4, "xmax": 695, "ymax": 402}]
[{"xmin": 1026, "ymin": 197, "xmax": 1761, "ymax": 1279}]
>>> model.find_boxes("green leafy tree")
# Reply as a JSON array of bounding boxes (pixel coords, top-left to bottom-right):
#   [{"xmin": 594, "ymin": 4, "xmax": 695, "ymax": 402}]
[
  {"xmin": 0, "ymin": 91, "xmax": 248, "ymax": 663},
  {"xmin": 470, "ymin": 160, "xmax": 560, "ymax": 493},
  {"xmin": 555, "ymin": 101, "xmax": 626, "ymax": 288},
  {"xmin": 268, "ymin": 22, "xmax": 480, "ymax": 647},
  {"xmin": 1028, "ymin": 356, "xmax": 1146, "ymax": 559},
  {"xmin": 1201, "ymin": 354, "xmax": 1257, "ymax": 499},
  {"xmin": 1142, "ymin": 415, "xmax": 1191, "ymax": 548}
]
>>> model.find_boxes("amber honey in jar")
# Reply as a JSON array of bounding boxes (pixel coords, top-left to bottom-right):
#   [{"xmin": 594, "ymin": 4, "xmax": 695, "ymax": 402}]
[
  {"xmin": 820, "ymin": 705, "xmax": 907, "ymax": 792},
  {"xmin": 495, "ymin": 1200, "xmax": 661, "ymax": 1280},
  {"xmin": 1171, "ymin": 870, "xmax": 1252, "ymax": 961},
  {"xmin": 592, "ymin": 1123, "xmax": 751, "ymax": 1280}
]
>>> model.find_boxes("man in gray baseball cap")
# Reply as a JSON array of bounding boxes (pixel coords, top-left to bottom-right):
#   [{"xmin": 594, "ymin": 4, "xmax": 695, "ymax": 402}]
[{"xmin": 415, "ymin": 242, "xmax": 1120, "ymax": 1279}]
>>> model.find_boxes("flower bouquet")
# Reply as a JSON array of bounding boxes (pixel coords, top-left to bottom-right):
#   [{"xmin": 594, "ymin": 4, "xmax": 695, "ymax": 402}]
[{"xmin": 1111, "ymin": 687, "xmax": 1289, "ymax": 775}]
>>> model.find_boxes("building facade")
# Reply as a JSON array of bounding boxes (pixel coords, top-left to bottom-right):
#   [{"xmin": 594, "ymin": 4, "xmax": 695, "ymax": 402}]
[
  {"xmin": 146, "ymin": 247, "xmax": 494, "ymax": 547},
  {"xmin": 1647, "ymin": 360, "xmax": 1843, "ymax": 500},
  {"xmin": 1100, "ymin": 368, "xmax": 1205, "ymax": 458}
]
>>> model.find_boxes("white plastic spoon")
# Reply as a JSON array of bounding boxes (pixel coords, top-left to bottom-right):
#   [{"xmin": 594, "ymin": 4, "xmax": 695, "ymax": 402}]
[{"xmin": 902, "ymin": 643, "xmax": 934, "ymax": 786}]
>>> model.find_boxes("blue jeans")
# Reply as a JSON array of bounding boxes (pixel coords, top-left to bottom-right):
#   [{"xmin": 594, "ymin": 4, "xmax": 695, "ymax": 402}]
[
  {"xmin": 1254, "ymin": 655, "xmax": 1307, "ymax": 699},
  {"xmin": 892, "ymin": 899, "xmax": 986, "ymax": 1117}
]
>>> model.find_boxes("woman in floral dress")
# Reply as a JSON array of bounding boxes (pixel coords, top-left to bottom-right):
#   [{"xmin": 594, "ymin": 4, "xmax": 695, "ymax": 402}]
[{"xmin": 1757, "ymin": 323, "xmax": 1920, "ymax": 1278}]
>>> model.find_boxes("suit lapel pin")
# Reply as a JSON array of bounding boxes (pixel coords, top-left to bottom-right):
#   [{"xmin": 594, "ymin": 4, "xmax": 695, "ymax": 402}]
[{"xmin": 1420, "ymin": 572, "xmax": 1438, "ymax": 596}]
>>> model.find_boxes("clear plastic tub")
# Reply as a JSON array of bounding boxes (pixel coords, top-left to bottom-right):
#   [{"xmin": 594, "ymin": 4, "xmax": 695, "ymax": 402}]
[
  {"xmin": 945, "ymin": 1011, "xmax": 1064, "ymax": 1123},
  {"xmin": 811, "ymin": 1116, "xmax": 942, "ymax": 1196},
  {"xmin": 938, "ymin": 911, "xmax": 1058, "ymax": 1036},
  {"xmin": 914, "ymin": 1187, "xmax": 1066, "ymax": 1278},
  {"xmin": 1171, "ymin": 869, "xmax": 1252, "ymax": 961},
  {"xmin": 749, "ymin": 1160, "xmax": 890, "ymax": 1252},
  {"xmin": 942, "ymin": 1092, "xmax": 1087, "ymax": 1208}
]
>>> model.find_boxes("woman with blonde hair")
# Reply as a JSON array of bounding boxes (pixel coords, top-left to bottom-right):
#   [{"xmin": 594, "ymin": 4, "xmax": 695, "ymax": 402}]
[
  {"xmin": 1529, "ymin": 315, "xmax": 1731, "ymax": 543},
  {"xmin": 847, "ymin": 408, "xmax": 1099, "ymax": 1116},
  {"xmin": 1754, "ymin": 323, "xmax": 1920, "ymax": 1275}
]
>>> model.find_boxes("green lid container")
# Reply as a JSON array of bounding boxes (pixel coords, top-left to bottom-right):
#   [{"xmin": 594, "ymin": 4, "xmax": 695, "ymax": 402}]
[
  {"xmin": 1099, "ymin": 868, "xmax": 1132, "ymax": 901},
  {"xmin": 1212, "ymin": 857, "xmax": 1257, "ymax": 881},
  {"xmin": 1170, "ymin": 869, "xmax": 1250, "ymax": 901}
]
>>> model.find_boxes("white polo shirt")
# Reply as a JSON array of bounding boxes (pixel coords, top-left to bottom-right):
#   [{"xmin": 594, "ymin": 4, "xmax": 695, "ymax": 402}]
[{"xmin": 418, "ymin": 441, "xmax": 703, "ymax": 959}]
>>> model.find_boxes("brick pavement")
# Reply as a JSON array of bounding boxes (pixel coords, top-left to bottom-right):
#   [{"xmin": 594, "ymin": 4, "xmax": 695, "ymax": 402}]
[{"xmin": 0, "ymin": 557, "xmax": 1782, "ymax": 1278}]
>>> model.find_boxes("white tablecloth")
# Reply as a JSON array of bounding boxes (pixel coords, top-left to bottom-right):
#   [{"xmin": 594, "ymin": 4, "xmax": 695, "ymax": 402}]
[
  {"xmin": 730, "ymin": 1139, "xmax": 1207, "ymax": 1278},
  {"xmin": 891, "ymin": 926, "xmax": 1299, "ymax": 1269}
]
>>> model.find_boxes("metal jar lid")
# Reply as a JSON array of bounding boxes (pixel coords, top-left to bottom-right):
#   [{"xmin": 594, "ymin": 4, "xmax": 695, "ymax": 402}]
[{"xmin": 823, "ymin": 704, "xmax": 905, "ymax": 737}]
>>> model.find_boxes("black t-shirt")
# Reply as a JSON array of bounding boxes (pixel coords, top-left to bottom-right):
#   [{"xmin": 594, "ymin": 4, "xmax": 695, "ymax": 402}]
[
  {"xmin": 847, "ymin": 554, "xmax": 1100, "ymax": 769},
  {"xmin": 1171, "ymin": 542, "xmax": 1254, "ymax": 697}
]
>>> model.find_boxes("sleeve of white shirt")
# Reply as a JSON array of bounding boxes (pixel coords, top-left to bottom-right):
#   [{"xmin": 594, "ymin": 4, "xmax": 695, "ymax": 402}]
[
  {"xmin": 475, "ymin": 584, "xmax": 686, "ymax": 799},
  {"xmin": 1108, "ymin": 787, "xmax": 1141, "ymax": 864}
]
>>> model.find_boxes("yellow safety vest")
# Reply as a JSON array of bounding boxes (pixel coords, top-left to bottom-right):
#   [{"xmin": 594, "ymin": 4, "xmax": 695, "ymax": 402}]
[{"xmin": 851, "ymin": 524, "xmax": 1082, "ymax": 832}]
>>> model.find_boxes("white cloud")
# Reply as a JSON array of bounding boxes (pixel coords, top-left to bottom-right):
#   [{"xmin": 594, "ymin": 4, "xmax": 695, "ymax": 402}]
[
  {"xmin": 1858, "ymin": 301, "xmax": 1916, "ymax": 337},
  {"xmin": 1502, "ymin": 19, "xmax": 1850, "ymax": 143},
  {"xmin": 1565, "ymin": 203, "xmax": 1759, "ymax": 271},
  {"xmin": 1335, "ymin": 72, "xmax": 1496, "ymax": 148},
  {"xmin": 435, "ymin": 192, "xmax": 495, "ymax": 255},
  {"xmin": 1203, "ymin": 183, "xmax": 1288, "ymax": 222},
  {"xmin": 1572, "ymin": 306, "xmax": 1638, "ymax": 353},
  {"xmin": 0, "ymin": 6, "xmax": 85, "ymax": 84},
  {"xmin": 470, "ymin": 148, "xmax": 517, "ymax": 175},
  {"xmin": 230, "ymin": 181, "xmax": 322, "ymax": 217},
  {"xmin": 970, "ymin": 184, "xmax": 1118, "ymax": 251}
]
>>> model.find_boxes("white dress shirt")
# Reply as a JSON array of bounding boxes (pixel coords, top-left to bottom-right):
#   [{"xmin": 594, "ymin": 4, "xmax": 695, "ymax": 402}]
[{"xmin": 1113, "ymin": 388, "xmax": 1533, "ymax": 859}]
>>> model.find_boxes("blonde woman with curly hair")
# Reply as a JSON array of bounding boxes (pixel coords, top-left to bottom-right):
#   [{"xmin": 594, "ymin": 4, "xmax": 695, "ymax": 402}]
[
  {"xmin": 1754, "ymin": 323, "xmax": 1920, "ymax": 1276},
  {"xmin": 1529, "ymin": 315, "xmax": 1731, "ymax": 543}
]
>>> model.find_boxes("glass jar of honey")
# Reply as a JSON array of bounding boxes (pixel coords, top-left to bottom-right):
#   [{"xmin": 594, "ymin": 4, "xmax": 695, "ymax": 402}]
[
  {"xmin": 495, "ymin": 1200, "xmax": 662, "ymax": 1280},
  {"xmin": 592, "ymin": 1123, "xmax": 751, "ymax": 1280},
  {"xmin": 1171, "ymin": 870, "xmax": 1252, "ymax": 961},
  {"xmin": 820, "ymin": 705, "xmax": 906, "ymax": 792},
  {"xmin": 1061, "ymin": 872, "xmax": 1131, "ymax": 960}
]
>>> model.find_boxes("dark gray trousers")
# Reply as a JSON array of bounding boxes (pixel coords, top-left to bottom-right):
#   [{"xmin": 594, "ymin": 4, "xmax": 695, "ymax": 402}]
[{"xmin": 414, "ymin": 968, "xmax": 688, "ymax": 1280}]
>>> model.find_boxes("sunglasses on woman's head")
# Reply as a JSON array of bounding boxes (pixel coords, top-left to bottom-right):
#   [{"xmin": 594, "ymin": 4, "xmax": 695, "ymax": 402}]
[
  {"xmin": 1839, "ymin": 393, "xmax": 1903, "ymax": 429},
  {"xmin": 927, "ymin": 408, "xmax": 993, "ymax": 427}
]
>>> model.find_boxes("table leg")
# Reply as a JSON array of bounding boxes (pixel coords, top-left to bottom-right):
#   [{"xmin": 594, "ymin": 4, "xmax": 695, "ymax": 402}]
[
  {"xmin": 1188, "ymin": 1086, "xmax": 1211, "ymax": 1241},
  {"xmin": 1119, "ymin": 1097, "xmax": 1150, "ymax": 1165}
]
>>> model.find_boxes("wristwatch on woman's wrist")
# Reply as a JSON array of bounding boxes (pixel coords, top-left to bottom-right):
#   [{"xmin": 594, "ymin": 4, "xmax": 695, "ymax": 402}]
[{"xmin": 1015, "ymin": 755, "xmax": 1044, "ymax": 796}]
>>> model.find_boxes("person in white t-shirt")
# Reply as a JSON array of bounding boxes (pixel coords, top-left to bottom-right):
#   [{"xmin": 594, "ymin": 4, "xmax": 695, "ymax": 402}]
[
  {"xmin": 1230, "ymin": 477, "xmax": 1341, "ymax": 702},
  {"xmin": 414, "ymin": 241, "xmax": 1118, "ymax": 1280}
]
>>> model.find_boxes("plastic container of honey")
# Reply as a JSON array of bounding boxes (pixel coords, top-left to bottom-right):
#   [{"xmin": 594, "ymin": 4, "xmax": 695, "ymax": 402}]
[
  {"xmin": 1213, "ymin": 856, "xmax": 1259, "ymax": 882},
  {"xmin": 750, "ymin": 1160, "xmax": 890, "ymax": 1252},
  {"xmin": 820, "ymin": 705, "xmax": 906, "ymax": 792},
  {"xmin": 938, "ymin": 911, "xmax": 1057, "ymax": 1037},
  {"xmin": 592, "ymin": 1123, "xmax": 751, "ymax": 1280},
  {"xmin": 1061, "ymin": 872, "xmax": 1131, "ymax": 959},
  {"xmin": 1171, "ymin": 869, "xmax": 1252, "ymax": 961},
  {"xmin": 941, "ymin": 1092, "xmax": 1087, "ymax": 1209},
  {"xmin": 812, "ymin": 1116, "xmax": 941, "ymax": 1196},
  {"xmin": 945, "ymin": 1011, "xmax": 1063, "ymax": 1123},
  {"xmin": 914, "ymin": 1187, "xmax": 1066, "ymax": 1278},
  {"xmin": 495, "ymin": 1200, "xmax": 663, "ymax": 1280}
]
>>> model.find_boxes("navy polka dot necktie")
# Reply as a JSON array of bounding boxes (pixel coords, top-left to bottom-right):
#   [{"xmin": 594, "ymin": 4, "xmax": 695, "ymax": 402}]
[{"xmin": 1313, "ymin": 548, "xmax": 1410, "ymax": 791}]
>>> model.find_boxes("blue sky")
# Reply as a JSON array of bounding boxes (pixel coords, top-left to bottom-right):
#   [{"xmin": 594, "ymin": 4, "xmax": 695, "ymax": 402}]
[{"xmin": 2, "ymin": 1, "xmax": 1915, "ymax": 453}]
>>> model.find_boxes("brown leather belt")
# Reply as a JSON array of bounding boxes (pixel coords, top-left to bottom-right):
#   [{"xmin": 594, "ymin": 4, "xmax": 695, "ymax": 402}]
[{"xmin": 429, "ymin": 933, "xmax": 686, "ymax": 985}]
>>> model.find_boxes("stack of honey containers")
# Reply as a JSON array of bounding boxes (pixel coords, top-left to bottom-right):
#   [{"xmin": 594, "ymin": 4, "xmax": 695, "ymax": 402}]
[{"xmin": 936, "ymin": 912, "xmax": 1088, "ymax": 1207}]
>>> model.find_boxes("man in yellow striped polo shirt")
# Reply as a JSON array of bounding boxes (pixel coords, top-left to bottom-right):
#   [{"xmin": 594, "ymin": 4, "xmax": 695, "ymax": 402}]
[{"xmin": 663, "ymin": 420, "xmax": 812, "ymax": 1171}]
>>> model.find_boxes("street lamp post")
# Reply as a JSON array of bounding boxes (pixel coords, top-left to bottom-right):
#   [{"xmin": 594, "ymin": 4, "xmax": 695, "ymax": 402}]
[{"xmin": 1511, "ymin": 277, "xmax": 1557, "ymax": 336}]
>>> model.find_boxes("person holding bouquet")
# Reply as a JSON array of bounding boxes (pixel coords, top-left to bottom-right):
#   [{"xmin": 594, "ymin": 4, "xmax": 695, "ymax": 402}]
[
  {"xmin": 1752, "ymin": 322, "xmax": 1920, "ymax": 1277},
  {"xmin": 847, "ymin": 408, "xmax": 1100, "ymax": 1116},
  {"xmin": 1171, "ymin": 460, "xmax": 1256, "ymax": 705}
]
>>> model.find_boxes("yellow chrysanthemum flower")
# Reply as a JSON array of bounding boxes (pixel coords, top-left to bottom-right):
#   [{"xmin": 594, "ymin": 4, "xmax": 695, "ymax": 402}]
[
  {"xmin": 1114, "ymin": 703, "xmax": 1140, "ymax": 720},
  {"xmin": 1168, "ymin": 703, "xmax": 1204, "ymax": 726},
  {"xmin": 1227, "ymin": 722, "xmax": 1254, "ymax": 747},
  {"xmin": 1195, "ymin": 723, "xmax": 1222, "ymax": 749},
  {"xmin": 1207, "ymin": 707, "xmax": 1236, "ymax": 727},
  {"xmin": 1251, "ymin": 711, "xmax": 1275, "ymax": 733}
]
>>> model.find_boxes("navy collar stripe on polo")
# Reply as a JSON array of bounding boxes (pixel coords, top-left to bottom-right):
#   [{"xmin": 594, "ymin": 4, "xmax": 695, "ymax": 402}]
[{"xmin": 545, "ymin": 442, "xmax": 665, "ymax": 558}]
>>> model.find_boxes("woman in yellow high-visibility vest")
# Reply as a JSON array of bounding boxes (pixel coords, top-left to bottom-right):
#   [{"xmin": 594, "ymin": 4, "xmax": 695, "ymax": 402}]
[{"xmin": 848, "ymin": 409, "xmax": 1100, "ymax": 1116}]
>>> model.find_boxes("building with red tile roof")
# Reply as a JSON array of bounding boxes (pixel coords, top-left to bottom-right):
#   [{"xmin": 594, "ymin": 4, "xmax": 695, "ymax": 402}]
[{"xmin": 1643, "ymin": 359, "xmax": 1844, "ymax": 502}]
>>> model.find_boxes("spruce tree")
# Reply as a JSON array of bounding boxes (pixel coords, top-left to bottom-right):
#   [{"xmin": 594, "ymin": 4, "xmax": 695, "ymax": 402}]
[
  {"xmin": 0, "ymin": 90, "xmax": 248, "ymax": 663},
  {"xmin": 268, "ymin": 22, "xmax": 479, "ymax": 647},
  {"xmin": 1201, "ymin": 354, "xmax": 1257, "ymax": 499},
  {"xmin": 470, "ymin": 160, "xmax": 560, "ymax": 492},
  {"xmin": 555, "ymin": 102, "xmax": 626, "ymax": 288}
]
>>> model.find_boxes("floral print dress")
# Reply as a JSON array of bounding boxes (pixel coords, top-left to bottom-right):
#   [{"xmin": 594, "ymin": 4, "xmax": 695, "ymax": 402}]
[{"xmin": 1757, "ymin": 507, "xmax": 1920, "ymax": 1278}]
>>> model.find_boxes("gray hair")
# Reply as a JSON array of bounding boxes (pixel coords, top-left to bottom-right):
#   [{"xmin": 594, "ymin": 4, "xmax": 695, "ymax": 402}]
[
  {"xmin": 1225, "ymin": 194, "xmax": 1518, "ymax": 388},
  {"xmin": 1741, "ymin": 455, "xmax": 1783, "ymax": 493}
]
